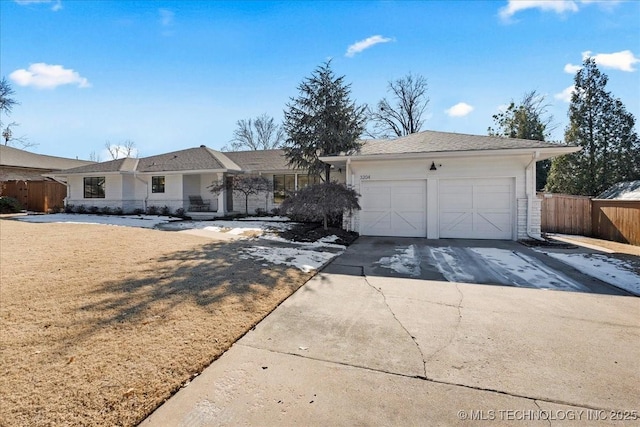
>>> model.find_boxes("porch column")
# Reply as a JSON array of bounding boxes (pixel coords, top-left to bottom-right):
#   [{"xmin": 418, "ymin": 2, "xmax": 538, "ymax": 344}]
[{"xmin": 216, "ymin": 172, "xmax": 226, "ymax": 213}]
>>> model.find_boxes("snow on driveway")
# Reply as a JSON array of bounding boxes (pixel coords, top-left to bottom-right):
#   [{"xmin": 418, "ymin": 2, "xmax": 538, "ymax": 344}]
[
  {"xmin": 240, "ymin": 246, "xmax": 339, "ymax": 273},
  {"xmin": 375, "ymin": 245, "xmax": 591, "ymax": 292},
  {"xmin": 376, "ymin": 245, "xmax": 422, "ymax": 277},
  {"xmin": 538, "ymin": 251, "xmax": 640, "ymax": 296},
  {"xmin": 468, "ymin": 248, "xmax": 589, "ymax": 292}
]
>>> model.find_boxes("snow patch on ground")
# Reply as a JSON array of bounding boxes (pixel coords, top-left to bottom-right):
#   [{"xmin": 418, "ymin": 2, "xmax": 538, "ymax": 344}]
[
  {"xmin": 15, "ymin": 213, "xmax": 175, "ymax": 228},
  {"xmin": 259, "ymin": 234, "xmax": 346, "ymax": 250},
  {"xmin": 161, "ymin": 219, "xmax": 294, "ymax": 234},
  {"xmin": 540, "ymin": 252, "xmax": 640, "ymax": 295},
  {"xmin": 376, "ymin": 245, "xmax": 421, "ymax": 277},
  {"xmin": 240, "ymin": 246, "xmax": 339, "ymax": 273}
]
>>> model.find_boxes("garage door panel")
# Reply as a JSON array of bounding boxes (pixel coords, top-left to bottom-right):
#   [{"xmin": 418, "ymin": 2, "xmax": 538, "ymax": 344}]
[
  {"xmin": 361, "ymin": 180, "xmax": 426, "ymax": 237},
  {"xmin": 439, "ymin": 178, "xmax": 513, "ymax": 240}
]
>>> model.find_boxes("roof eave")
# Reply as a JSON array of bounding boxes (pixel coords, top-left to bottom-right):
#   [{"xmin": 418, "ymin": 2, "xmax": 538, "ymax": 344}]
[{"xmin": 320, "ymin": 146, "xmax": 581, "ymax": 163}]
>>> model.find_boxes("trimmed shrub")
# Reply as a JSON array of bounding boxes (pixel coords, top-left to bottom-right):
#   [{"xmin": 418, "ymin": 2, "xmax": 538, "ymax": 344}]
[
  {"xmin": 100, "ymin": 206, "xmax": 112, "ymax": 215},
  {"xmin": 146, "ymin": 205, "xmax": 159, "ymax": 215},
  {"xmin": 0, "ymin": 197, "xmax": 23, "ymax": 214},
  {"xmin": 161, "ymin": 205, "xmax": 171, "ymax": 216},
  {"xmin": 89, "ymin": 206, "xmax": 100, "ymax": 214},
  {"xmin": 64, "ymin": 204, "xmax": 75, "ymax": 214},
  {"xmin": 174, "ymin": 208, "xmax": 186, "ymax": 218},
  {"xmin": 113, "ymin": 207, "xmax": 123, "ymax": 215},
  {"xmin": 75, "ymin": 205, "xmax": 87, "ymax": 214},
  {"xmin": 133, "ymin": 208, "xmax": 144, "ymax": 215}
]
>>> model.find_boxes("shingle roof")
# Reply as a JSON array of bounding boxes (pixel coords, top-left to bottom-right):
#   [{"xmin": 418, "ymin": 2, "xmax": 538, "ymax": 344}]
[
  {"xmin": 0, "ymin": 145, "xmax": 93, "ymax": 170},
  {"xmin": 596, "ymin": 181, "xmax": 640, "ymax": 200},
  {"xmin": 137, "ymin": 147, "xmax": 240, "ymax": 172},
  {"xmin": 356, "ymin": 130, "xmax": 570, "ymax": 156},
  {"xmin": 223, "ymin": 149, "xmax": 294, "ymax": 171},
  {"xmin": 51, "ymin": 146, "xmax": 242, "ymax": 175},
  {"xmin": 53, "ymin": 158, "xmax": 136, "ymax": 174}
]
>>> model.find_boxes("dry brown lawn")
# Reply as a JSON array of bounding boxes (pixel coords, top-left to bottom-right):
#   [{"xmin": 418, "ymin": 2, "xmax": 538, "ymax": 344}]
[{"xmin": 0, "ymin": 219, "xmax": 313, "ymax": 426}]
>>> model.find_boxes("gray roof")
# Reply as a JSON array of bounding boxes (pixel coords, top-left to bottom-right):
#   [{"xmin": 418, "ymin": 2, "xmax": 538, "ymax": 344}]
[
  {"xmin": 223, "ymin": 149, "xmax": 294, "ymax": 172},
  {"xmin": 0, "ymin": 145, "xmax": 93, "ymax": 170},
  {"xmin": 596, "ymin": 181, "xmax": 640, "ymax": 200},
  {"xmin": 137, "ymin": 147, "xmax": 240, "ymax": 173},
  {"xmin": 54, "ymin": 158, "xmax": 137, "ymax": 174},
  {"xmin": 52, "ymin": 146, "xmax": 242, "ymax": 175},
  {"xmin": 356, "ymin": 130, "xmax": 572, "ymax": 156}
]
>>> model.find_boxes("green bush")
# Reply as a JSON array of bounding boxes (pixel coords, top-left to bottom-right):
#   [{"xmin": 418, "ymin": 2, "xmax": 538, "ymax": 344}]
[
  {"xmin": 146, "ymin": 205, "xmax": 159, "ymax": 215},
  {"xmin": 89, "ymin": 206, "xmax": 100, "ymax": 214},
  {"xmin": 100, "ymin": 206, "xmax": 112, "ymax": 215},
  {"xmin": 161, "ymin": 205, "xmax": 171, "ymax": 216},
  {"xmin": 64, "ymin": 204, "xmax": 75, "ymax": 213},
  {"xmin": 75, "ymin": 205, "xmax": 87, "ymax": 214},
  {"xmin": 0, "ymin": 197, "xmax": 23, "ymax": 214}
]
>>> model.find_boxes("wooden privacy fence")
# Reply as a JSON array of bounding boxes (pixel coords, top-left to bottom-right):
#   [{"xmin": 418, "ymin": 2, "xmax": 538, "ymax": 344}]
[
  {"xmin": 2, "ymin": 180, "xmax": 67, "ymax": 212},
  {"xmin": 539, "ymin": 193, "xmax": 640, "ymax": 246}
]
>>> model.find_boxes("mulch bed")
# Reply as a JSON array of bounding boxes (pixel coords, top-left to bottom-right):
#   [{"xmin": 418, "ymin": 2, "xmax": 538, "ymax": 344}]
[{"xmin": 277, "ymin": 222, "xmax": 359, "ymax": 246}]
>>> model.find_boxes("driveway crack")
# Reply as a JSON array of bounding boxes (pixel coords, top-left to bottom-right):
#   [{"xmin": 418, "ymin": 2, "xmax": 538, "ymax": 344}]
[
  {"xmin": 534, "ymin": 400, "xmax": 552, "ymax": 427},
  {"xmin": 424, "ymin": 283, "xmax": 464, "ymax": 363},
  {"xmin": 362, "ymin": 275, "xmax": 427, "ymax": 378}
]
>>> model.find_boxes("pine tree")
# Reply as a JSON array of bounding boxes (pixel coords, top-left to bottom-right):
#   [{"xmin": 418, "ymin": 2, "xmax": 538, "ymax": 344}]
[
  {"xmin": 283, "ymin": 61, "xmax": 366, "ymax": 182},
  {"xmin": 546, "ymin": 58, "xmax": 640, "ymax": 195}
]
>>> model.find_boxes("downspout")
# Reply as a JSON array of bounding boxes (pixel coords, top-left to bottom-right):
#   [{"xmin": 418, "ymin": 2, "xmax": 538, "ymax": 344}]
[{"xmin": 525, "ymin": 151, "xmax": 544, "ymax": 241}]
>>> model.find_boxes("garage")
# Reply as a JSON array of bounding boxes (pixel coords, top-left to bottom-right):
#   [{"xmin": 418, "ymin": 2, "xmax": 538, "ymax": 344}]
[
  {"xmin": 439, "ymin": 178, "xmax": 514, "ymax": 239},
  {"xmin": 360, "ymin": 180, "xmax": 426, "ymax": 237}
]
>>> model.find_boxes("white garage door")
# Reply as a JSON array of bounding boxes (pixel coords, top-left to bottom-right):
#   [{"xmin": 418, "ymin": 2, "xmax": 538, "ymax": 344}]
[
  {"xmin": 439, "ymin": 178, "xmax": 513, "ymax": 240},
  {"xmin": 360, "ymin": 180, "xmax": 426, "ymax": 237}
]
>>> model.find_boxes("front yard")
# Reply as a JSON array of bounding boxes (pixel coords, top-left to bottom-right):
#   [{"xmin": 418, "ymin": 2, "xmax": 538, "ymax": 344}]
[{"xmin": 0, "ymin": 218, "xmax": 338, "ymax": 426}]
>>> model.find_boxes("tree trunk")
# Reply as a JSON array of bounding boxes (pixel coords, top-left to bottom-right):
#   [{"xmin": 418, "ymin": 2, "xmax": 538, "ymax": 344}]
[{"xmin": 323, "ymin": 214, "xmax": 328, "ymax": 231}]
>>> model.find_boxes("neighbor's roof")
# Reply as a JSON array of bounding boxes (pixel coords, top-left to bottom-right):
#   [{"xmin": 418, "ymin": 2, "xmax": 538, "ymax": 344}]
[
  {"xmin": 0, "ymin": 145, "xmax": 93, "ymax": 171},
  {"xmin": 223, "ymin": 149, "xmax": 294, "ymax": 172},
  {"xmin": 355, "ymin": 130, "xmax": 577, "ymax": 156},
  {"xmin": 596, "ymin": 181, "xmax": 640, "ymax": 200}
]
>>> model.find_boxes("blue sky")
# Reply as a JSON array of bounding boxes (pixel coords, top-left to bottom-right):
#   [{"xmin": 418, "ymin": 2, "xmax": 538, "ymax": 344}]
[{"xmin": 1, "ymin": 0, "xmax": 638, "ymax": 160}]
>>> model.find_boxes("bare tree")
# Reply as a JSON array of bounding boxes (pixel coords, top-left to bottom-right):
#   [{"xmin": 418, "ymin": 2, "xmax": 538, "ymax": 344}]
[
  {"xmin": 208, "ymin": 175, "xmax": 272, "ymax": 215},
  {"xmin": 0, "ymin": 77, "xmax": 35, "ymax": 149},
  {"xmin": 89, "ymin": 151, "xmax": 101, "ymax": 162},
  {"xmin": 223, "ymin": 113, "xmax": 285, "ymax": 151},
  {"xmin": 367, "ymin": 73, "xmax": 429, "ymax": 138},
  {"xmin": 104, "ymin": 140, "xmax": 137, "ymax": 159}
]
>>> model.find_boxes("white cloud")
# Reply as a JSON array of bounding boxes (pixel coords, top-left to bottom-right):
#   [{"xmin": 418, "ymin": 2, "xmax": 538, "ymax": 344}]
[
  {"xmin": 345, "ymin": 35, "xmax": 393, "ymax": 57},
  {"xmin": 14, "ymin": 0, "xmax": 62, "ymax": 11},
  {"xmin": 9, "ymin": 63, "xmax": 90, "ymax": 89},
  {"xmin": 499, "ymin": 0, "xmax": 579, "ymax": 21},
  {"xmin": 582, "ymin": 50, "xmax": 639, "ymax": 72},
  {"xmin": 445, "ymin": 102, "xmax": 474, "ymax": 117},
  {"xmin": 564, "ymin": 63, "xmax": 582, "ymax": 74},
  {"xmin": 159, "ymin": 9, "xmax": 174, "ymax": 26},
  {"xmin": 554, "ymin": 85, "xmax": 575, "ymax": 103}
]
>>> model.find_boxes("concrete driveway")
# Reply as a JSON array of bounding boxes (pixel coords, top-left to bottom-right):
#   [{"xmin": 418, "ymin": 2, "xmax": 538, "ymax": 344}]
[{"xmin": 142, "ymin": 238, "xmax": 639, "ymax": 426}]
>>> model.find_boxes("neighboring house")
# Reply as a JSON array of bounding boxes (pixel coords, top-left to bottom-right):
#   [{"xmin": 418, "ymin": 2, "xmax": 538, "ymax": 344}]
[
  {"xmin": 596, "ymin": 181, "xmax": 640, "ymax": 200},
  {"xmin": 320, "ymin": 130, "xmax": 579, "ymax": 240},
  {"xmin": 48, "ymin": 130, "xmax": 578, "ymax": 240},
  {"xmin": 46, "ymin": 146, "xmax": 340, "ymax": 216},
  {"xmin": 0, "ymin": 145, "xmax": 93, "ymax": 211}
]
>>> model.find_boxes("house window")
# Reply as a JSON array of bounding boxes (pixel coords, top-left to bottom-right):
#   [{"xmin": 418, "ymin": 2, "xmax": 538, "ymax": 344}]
[
  {"xmin": 273, "ymin": 174, "xmax": 296, "ymax": 203},
  {"xmin": 152, "ymin": 176, "xmax": 165, "ymax": 193},
  {"xmin": 297, "ymin": 174, "xmax": 320, "ymax": 189},
  {"xmin": 273, "ymin": 174, "xmax": 320, "ymax": 203},
  {"xmin": 84, "ymin": 177, "xmax": 105, "ymax": 198}
]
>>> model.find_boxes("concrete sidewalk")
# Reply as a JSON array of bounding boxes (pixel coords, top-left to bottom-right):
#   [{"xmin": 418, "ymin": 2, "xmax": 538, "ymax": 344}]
[{"xmin": 141, "ymin": 268, "xmax": 639, "ymax": 426}]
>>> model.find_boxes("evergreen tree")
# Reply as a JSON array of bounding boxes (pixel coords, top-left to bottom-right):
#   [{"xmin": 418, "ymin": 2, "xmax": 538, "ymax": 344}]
[
  {"xmin": 546, "ymin": 58, "xmax": 640, "ymax": 195},
  {"xmin": 488, "ymin": 90, "xmax": 554, "ymax": 190},
  {"xmin": 283, "ymin": 61, "xmax": 366, "ymax": 182}
]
